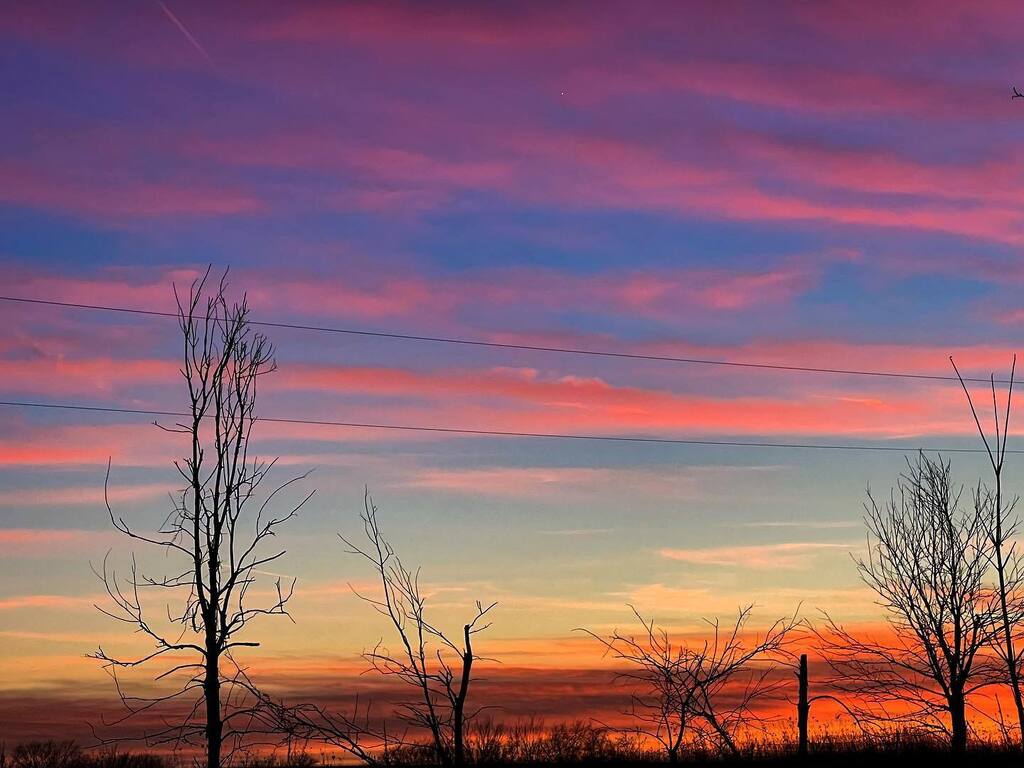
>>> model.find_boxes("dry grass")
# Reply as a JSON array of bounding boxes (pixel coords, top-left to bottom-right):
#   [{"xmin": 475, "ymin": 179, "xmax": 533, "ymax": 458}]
[{"xmin": 3, "ymin": 727, "xmax": 1024, "ymax": 767}]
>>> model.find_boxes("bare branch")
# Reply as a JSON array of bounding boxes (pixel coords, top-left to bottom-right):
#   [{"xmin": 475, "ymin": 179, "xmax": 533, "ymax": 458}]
[
  {"xmin": 816, "ymin": 452, "xmax": 1006, "ymax": 754},
  {"xmin": 581, "ymin": 605, "xmax": 801, "ymax": 760}
]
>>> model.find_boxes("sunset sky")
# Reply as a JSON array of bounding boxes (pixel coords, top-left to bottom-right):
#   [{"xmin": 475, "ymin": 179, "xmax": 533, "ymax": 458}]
[{"xmin": 2, "ymin": 0, "xmax": 1024, "ymax": 744}]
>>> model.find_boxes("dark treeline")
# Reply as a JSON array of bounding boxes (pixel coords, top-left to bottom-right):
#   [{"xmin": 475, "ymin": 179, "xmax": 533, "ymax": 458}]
[{"xmin": 13, "ymin": 270, "xmax": 1024, "ymax": 767}]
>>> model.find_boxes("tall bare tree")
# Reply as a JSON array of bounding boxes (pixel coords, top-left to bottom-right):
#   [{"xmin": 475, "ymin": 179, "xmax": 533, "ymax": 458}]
[
  {"xmin": 952, "ymin": 355, "xmax": 1024, "ymax": 744},
  {"xmin": 818, "ymin": 452, "xmax": 1003, "ymax": 753},
  {"xmin": 91, "ymin": 269, "xmax": 312, "ymax": 767},
  {"xmin": 582, "ymin": 605, "xmax": 800, "ymax": 760},
  {"xmin": 342, "ymin": 491, "xmax": 496, "ymax": 767}
]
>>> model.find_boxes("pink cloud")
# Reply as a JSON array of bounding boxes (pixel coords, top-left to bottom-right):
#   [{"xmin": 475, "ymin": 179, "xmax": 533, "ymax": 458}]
[
  {"xmin": 0, "ymin": 528, "xmax": 120, "ymax": 557},
  {"xmin": 535, "ymin": 130, "xmax": 1023, "ymax": 242},
  {"xmin": 5, "ymin": 0, "xmax": 1022, "ymax": 248},
  {"xmin": 243, "ymin": 272, "xmax": 451, "ymax": 321},
  {"xmin": 796, "ymin": 0, "xmax": 1023, "ymax": 53},
  {"xmin": 250, "ymin": 2, "xmax": 590, "ymax": 48},
  {"xmin": 4, "ymin": 266, "xmax": 1021, "ymax": 463},
  {"xmin": 569, "ymin": 55, "xmax": 995, "ymax": 119},
  {"xmin": 737, "ymin": 133, "xmax": 1023, "ymax": 204},
  {"xmin": 176, "ymin": 88, "xmax": 1024, "ymax": 244},
  {"xmin": 6, "ymin": 260, "xmax": 816, "ymax": 335},
  {"xmin": 294, "ymin": 122, "xmax": 1024, "ymax": 243},
  {"xmin": 997, "ymin": 308, "xmax": 1024, "ymax": 325},
  {"xmin": 659, "ymin": 541, "xmax": 854, "ymax": 569},
  {"xmin": 4, "ymin": 265, "xmax": 445, "ymax": 326},
  {"xmin": 0, "ymin": 162, "xmax": 264, "ymax": 221},
  {"xmin": 5, "ymin": 265, "xmax": 203, "ymax": 312},
  {"xmin": 398, "ymin": 464, "xmax": 777, "ymax": 499},
  {"xmin": 271, "ymin": 361, "xmax": 979, "ymax": 439},
  {"xmin": 0, "ymin": 357, "xmax": 177, "ymax": 397},
  {"xmin": 189, "ymin": 136, "xmax": 514, "ymax": 188},
  {"xmin": 346, "ymin": 262, "xmax": 808, "ymax": 319},
  {"xmin": 0, "ymin": 422, "xmax": 177, "ymax": 468},
  {"xmin": 627, "ymin": 337, "xmax": 1020, "ymax": 380},
  {"xmin": 0, "ymin": 529, "xmax": 95, "ymax": 545},
  {"xmin": 0, "ymin": 484, "xmax": 172, "ymax": 507},
  {"xmin": 3, "ymin": 258, "xmax": 1019, "ymax": 463},
  {"xmin": 504, "ymin": 133, "xmax": 1024, "ymax": 243},
  {"xmin": 467, "ymin": 263, "xmax": 815, "ymax": 316},
  {"xmin": 403, "ymin": 467, "xmax": 607, "ymax": 496},
  {"xmin": 0, "ymin": 349, "xmax": 994, "ymax": 465}
]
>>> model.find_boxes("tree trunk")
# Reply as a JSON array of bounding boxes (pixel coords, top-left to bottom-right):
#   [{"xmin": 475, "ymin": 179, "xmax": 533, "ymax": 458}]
[
  {"xmin": 797, "ymin": 654, "xmax": 809, "ymax": 758},
  {"xmin": 668, "ymin": 709, "xmax": 686, "ymax": 763},
  {"xmin": 950, "ymin": 692, "xmax": 968, "ymax": 755},
  {"xmin": 703, "ymin": 708, "xmax": 739, "ymax": 756},
  {"xmin": 452, "ymin": 624, "xmax": 474, "ymax": 768},
  {"xmin": 205, "ymin": 635, "xmax": 221, "ymax": 768},
  {"xmin": 993, "ymin": 485, "xmax": 1024, "ymax": 746}
]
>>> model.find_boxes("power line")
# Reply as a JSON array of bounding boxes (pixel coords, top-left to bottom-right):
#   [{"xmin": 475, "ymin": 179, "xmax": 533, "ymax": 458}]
[
  {"xmin": 0, "ymin": 294, "xmax": 1010, "ymax": 385},
  {"xmin": 0, "ymin": 398, "xmax": 1014, "ymax": 454}
]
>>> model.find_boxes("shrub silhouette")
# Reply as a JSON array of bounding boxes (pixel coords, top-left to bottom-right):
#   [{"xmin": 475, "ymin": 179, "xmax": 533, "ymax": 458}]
[
  {"xmin": 10, "ymin": 741, "xmax": 81, "ymax": 768},
  {"xmin": 377, "ymin": 720, "xmax": 655, "ymax": 765},
  {"xmin": 2, "ymin": 742, "xmax": 168, "ymax": 768}
]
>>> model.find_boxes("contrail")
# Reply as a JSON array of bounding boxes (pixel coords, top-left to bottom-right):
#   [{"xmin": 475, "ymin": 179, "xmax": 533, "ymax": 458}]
[{"xmin": 156, "ymin": 1, "xmax": 212, "ymax": 63}]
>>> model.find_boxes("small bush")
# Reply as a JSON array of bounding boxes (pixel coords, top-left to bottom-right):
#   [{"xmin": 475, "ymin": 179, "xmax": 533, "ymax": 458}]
[
  {"xmin": 238, "ymin": 753, "xmax": 318, "ymax": 767},
  {"xmin": 10, "ymin": 742, "xmax": 82, "ymax": 768},
  {"xmin": 91, "ymin": 753, "xmax": 169, "ymax": 768},
  {"xmin": 2, "ymin": 743, "xmax": 169, "ymax": 768}
]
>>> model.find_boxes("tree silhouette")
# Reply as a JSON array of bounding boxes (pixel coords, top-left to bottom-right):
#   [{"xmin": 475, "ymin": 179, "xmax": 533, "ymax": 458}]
[
  {"xmin": 341, "ymin": 491, "xmax": 496, "ymax": 768},
  {"xmin": 582, "ymin": 605, "xmax": 800, "ymax": 760},
  {"xmin": 952, "ymin": 355, "xmax": 1024, "ymax": 746},
  {"xmin": 91, "ymin": 269, "xmax": 312, "ymax": 767},
  {"xmin": 818, "ymin": 452, "xmax": 1005, "ymax": 754}
]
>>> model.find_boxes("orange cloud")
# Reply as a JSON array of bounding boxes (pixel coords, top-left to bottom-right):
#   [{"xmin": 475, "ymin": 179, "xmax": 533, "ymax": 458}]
[
  {"xmin": 399, "ymin": 466, "xmax": 699, "ymax": 498},
  {"xmin": 0, "ymin": 483, "xmax": 172, "ymax": 506},
  {"xmin": 0, "ymin": 593, "xmax": 98, "ymax": 611},
  {"xmin": 0, "ymin": 528, "xmax": 128, "ymax": 559}
]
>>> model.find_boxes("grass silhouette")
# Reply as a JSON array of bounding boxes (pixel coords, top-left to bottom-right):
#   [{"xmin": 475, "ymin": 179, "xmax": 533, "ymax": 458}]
[{"xmin": 6, "ymin": 725, "xmax": 1024, "ymax": 767}]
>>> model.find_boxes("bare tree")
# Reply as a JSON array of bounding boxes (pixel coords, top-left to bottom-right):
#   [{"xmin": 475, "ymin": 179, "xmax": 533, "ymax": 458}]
[
  {"xmin": 341, "ymin": 491, "xmax": 496, "ymax": 767},
  {"xmin": 818, "ymin": 452, "xmax": 1003, "ymax": 753},
  {"xmin": 952, "ymin": 355, "xmax": 1024, "ymax": 745},
  {"xmin": 581, "ymin": 605, "xmax": 800, "ymax": 760},
  {"xmin": 257, "ymin": 691, "xmax": 383, "ymax": 765},
  {"xmin": 91, "ymin": 269, "xmax": 312, "ymax": 767}
]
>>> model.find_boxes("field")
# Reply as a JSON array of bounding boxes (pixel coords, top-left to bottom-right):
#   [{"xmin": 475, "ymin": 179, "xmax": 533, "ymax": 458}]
[{"xmin": 4, "ymin": 729, "xmax": 1022, "ymax": 768}]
